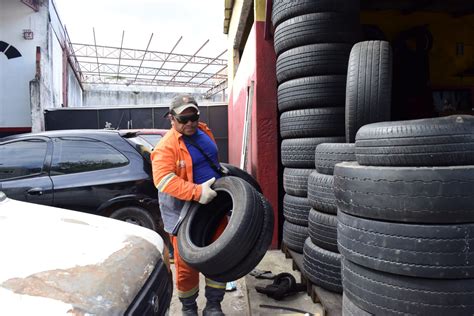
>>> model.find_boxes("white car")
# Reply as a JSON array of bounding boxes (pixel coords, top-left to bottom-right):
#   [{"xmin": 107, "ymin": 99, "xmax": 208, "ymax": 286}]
[{"xmin": 0, "ymin": 192, "xmax": 172, "ymax": 315}]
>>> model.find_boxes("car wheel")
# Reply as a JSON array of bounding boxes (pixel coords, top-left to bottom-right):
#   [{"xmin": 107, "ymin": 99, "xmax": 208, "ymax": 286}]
[{"xmin": 110, "ymin": 206, "xmax": 157, "ymax": 231}]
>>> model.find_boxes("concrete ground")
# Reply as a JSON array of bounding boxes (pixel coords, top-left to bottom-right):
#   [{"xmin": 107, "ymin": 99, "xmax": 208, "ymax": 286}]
[{"xmin": 169, "ymin": 250, "xmax": 324, "ymax": 315}]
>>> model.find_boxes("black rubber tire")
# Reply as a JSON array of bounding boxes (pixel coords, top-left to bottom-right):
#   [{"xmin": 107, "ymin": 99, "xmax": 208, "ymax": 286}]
[
  {"xmin": 281, "ymin": 137, "xmax": 345, "ymax": 168},
  {"xmin": 276, "ymin": 43, "xmax": 352, "ymax": 83},
  {"xmin": 334, "ymin": 162, "xmax": 474, "ymax": 223},
  {"xmin": 271, "ymin": 0, "xmax": 360, "ymax": 28},
  {"xmin": 220, "ymin": 163, "xmax": 262, "ymax": 193},
  {"xmin": 338, "ymin": 211, "xmax": 474, "ymax": 279},
  {"xmin": 342, "ymin": 259, "xmax": 474, "ymax": 316},
  {"xmin": 355, "ymin": 115, "xmax": 474, "ymax": 167},
  {"xmin": 307, "ymin": 171, "xmax": 337, "ymax": 214},
  {"xmin": 110, "ymin": 206, "xmax": 158, "ymax": 231},
  {"xmin": 308, "ymin": 209, "xmax": 338, "ymax": 253},
  {"xmin": 346, "ymin": 41, "xmax": 392, "ymax": 142},
  {"xmin": 283, "ymin": 220, "xmax": 308, "ymax": 253},
  {"xmin": 280, "ymin": 107, "xmax": 345, "ymax": 139},
  {"xmin": 315, "ymin": 143, "xmax": 356, "ymax": 175},
  {"xmin": 283, "ymin": 168, "xmax": 313, "ymax": 197},
  {"xmin": 283, "ymin": 194, "xmax": 311, "ymax": 226},
  {"xmin": 274, "ymin": 13, "xmax": 360, "ymax": 56},
  {"xmin": 178, "ymin": 177, "xmax": 264, "ymax": 275},
  {"xmin": 278, "ymin": 75, "xmax": 347, "ymax": 112},
  {"xmin": 303, "ymin": 238, "xmax": 342, "ymax": 293},
  {"xmin": 206, "ymin": 192, "xmax": 274, "ymax": 282},
  {"xmin": 342, "ymin": 293, "xmax": 372, "ymax": 316}
]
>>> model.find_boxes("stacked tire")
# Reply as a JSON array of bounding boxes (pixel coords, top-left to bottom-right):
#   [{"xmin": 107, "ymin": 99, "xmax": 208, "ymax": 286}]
[
  {"xmin": 273, "ymin": 0, "xmax": 360, "ymax": 256},
  {"xmin": 303, "ymin": 143, "xmax": 356, "ymax": 293},
  {"xmin": 335, "ymin": 115, "xmax": 474, "ymax": 315}
]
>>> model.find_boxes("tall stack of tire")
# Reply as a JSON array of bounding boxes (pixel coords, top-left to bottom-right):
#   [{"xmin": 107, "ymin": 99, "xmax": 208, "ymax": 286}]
[
  {"xmin": 335, "ymin": 115, "xmax": 474, "ymax": 315},
  {"xmin": 303, "ymin": 143, "xmax": 356, "ymax": 293},
  {"xmin": 273, "ymin": 0, "xmax": 361, "ymax": 255}
]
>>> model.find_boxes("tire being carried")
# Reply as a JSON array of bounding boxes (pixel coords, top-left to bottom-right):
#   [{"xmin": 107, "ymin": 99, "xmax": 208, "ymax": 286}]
[
  {"xmin": 178, "ymin": 176, "xmax": 264, "ymax": 275},
  {"xmin": 220, "ymin": 163, "xmax": 262, "ymax": 193},
  {"xmin": 206, "ymin": 192, "xmax": 274, "ymax": 282}
]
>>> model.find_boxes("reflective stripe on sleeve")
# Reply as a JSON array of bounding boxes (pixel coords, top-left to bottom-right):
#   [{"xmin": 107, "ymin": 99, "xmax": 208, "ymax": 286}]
[{"xmin": 157, "ymin": 172, "xmax": 176, "ymax": 192}]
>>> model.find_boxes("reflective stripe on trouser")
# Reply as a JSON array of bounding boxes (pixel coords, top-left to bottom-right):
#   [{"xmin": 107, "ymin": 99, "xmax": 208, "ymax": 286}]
[{"xmin": 171, "ymin": 215, "xmax": 228, "ymax": 299}]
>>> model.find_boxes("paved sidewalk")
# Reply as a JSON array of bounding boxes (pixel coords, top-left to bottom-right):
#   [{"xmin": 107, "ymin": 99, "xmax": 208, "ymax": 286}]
[{"xmin": 169, "ymin": 250, "xmax": 323, "ymax": 315}]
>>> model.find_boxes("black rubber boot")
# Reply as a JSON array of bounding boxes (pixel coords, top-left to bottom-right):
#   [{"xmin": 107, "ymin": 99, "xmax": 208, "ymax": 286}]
[
  {"xmin": 204, "ymin": 286, "xmax": 225, "ymax": 316},
  {"xmin": 180, "ymin": 293, "xmax": 198, "ymax": 316},
  {"xmin": 203, "ymin": 302, "xmax": 225, "ymax": 316}
]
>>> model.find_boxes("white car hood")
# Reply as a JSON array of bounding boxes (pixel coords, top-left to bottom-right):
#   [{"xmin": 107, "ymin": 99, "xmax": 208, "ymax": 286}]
[{"xmin": 0, "ymin": 197, "xmax": 164, "ymax": 315}]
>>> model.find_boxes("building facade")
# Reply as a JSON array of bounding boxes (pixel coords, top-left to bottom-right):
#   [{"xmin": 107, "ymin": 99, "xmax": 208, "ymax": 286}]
[{"xmin": 0, "ymin": 0, "xmax": 82, "ymax": 137}]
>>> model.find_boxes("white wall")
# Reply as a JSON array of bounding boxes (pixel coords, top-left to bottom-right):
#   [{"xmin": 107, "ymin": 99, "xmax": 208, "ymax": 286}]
[
  {"xmin": 0, "ymin": 0, "xmax": 83, "ymax": 133},
  {"xmin": 0, "ymin": 0, "xmax": 48, "ymax": 128},
  {"xmin": 51, "ymin": 31, "xmax": 63, "ymax": 107},
  {"xmin": 68, "ymin": 64, "xmax": 83, "ymax": 107}
]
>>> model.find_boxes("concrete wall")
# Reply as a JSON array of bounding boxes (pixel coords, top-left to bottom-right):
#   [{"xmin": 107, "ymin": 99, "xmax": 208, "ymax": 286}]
[
  {"xmin": 0, "ymin": 0, "xmax": 83, "ymax": 136},
  {"xmin": 68, "ymin": 64, "xmax": 83, "ymax": 107},
  {"xmin": 51, "ymin": 28, "xmax": 63, "ymax": 107},
  {"xmin": 83, "ymin": 86, "xmax": 225, "ymax": 107},
  {"xmin": 0, "ymin": 0, "xmax": 48, "ymax": 131}
]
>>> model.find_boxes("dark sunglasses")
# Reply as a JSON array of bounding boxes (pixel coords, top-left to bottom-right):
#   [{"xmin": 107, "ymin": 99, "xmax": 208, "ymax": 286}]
[{"xmin": 173, "ymin": 112, "xmax": 200, "ymax": 124}]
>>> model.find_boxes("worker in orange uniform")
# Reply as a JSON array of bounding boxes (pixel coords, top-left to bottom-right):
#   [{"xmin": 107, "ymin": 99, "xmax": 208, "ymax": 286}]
[{"xmin": 151, "ymin": 94, "xmax": 227, "ymax": 316}]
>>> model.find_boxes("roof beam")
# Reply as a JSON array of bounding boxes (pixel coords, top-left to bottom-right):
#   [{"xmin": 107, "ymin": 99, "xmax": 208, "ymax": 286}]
[
  {"xmin": 72, "ymin": 43, "xmax": 226, "ymax": 65},
  {"xmin": 166, "ymin": 40, "xmax": 209, "ymax": 85},
  {"xmin": 133, "ymin": 33, "xmax": 154, "ymax": 83}
]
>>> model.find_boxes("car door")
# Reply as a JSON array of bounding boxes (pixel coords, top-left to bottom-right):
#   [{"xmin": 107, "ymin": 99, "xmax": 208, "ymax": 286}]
[
  {"xmin": 49, "ymin": 136, "xmax": 131, "ymax": 214},
  {"xmin": 0, "ymin": 137, "xmax": 54, "ymax": 205}
]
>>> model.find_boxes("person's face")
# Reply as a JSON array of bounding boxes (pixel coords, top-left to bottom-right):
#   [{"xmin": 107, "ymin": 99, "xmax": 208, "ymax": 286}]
[{"xmin": 171, "ymin": 107, "xmax": 199, "ymax": 136}]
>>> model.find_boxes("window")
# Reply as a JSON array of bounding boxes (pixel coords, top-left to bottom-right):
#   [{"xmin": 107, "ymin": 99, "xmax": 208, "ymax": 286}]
[
  {"xmin": 138, "ymin": 134, "xmax": 163, "ymax": 147},
  {"xmin": 51, "ymin": 137, "xmax": 128, "ymax": 175},
  {"xmin": 0, "ymin": 139, "xmax": 47, "ymax": 180}
]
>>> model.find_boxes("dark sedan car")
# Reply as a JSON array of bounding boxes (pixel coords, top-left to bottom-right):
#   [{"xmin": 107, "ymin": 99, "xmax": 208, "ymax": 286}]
[{"xmin": 0, "ymin": 129, "xmax": 167, "ymax": 232}]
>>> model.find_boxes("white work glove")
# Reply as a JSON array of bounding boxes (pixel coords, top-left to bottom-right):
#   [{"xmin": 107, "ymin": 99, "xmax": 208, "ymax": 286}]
[{"xmin": 198, "ymin": 177, "xmax": 217, "ymax": 204}]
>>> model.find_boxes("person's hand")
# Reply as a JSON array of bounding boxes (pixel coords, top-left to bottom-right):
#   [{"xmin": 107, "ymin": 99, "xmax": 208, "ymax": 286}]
[{"xmin": 198, "ymin": 177, "xmax": 217, "ymax": 204}]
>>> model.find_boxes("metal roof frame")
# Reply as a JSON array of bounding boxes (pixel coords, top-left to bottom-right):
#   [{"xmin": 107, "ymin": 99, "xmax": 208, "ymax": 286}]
[{"xmin": 68, "ymin": 31, "xmax": 228, "ymax": 97}]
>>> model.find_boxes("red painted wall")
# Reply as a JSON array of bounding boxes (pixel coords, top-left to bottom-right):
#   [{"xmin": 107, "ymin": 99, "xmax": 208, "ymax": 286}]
[{"xmin": 228, "ymin": 21, "xmax": 279, "ymax": 248}]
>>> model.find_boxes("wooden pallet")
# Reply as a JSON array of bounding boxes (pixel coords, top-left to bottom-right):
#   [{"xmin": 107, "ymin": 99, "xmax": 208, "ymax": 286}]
[{"xmin": 281, "ymin": 243, "xmax": 342, "ymax": 316}]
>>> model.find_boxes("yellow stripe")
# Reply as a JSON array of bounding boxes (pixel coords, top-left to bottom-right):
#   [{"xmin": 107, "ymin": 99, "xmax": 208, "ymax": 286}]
[
  {"xmin": 205, "ymin": 278, "xmax": 226, "ymax": 289},
  {"xmin": 177, "ymin": 286, "xmax": 199, "ymax": 298},
  {"xmin": 255, "ymin": 0, "xmax": 266, "ymax": 22},
  {"xmin": 157, "ymin": 172, "xmax": 176, "ymax": 191}
]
